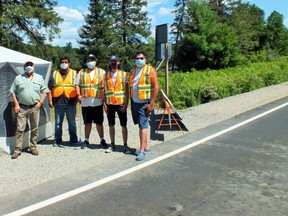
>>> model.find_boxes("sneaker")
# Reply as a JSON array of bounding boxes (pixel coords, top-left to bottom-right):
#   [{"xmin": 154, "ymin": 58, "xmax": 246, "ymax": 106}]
[
  {"xmin": 11, "ymin": 151, "xmax": 21, "ymax": 159},
  {"xmin": 81, "ymin": 140, "xmax": 89, "ymax": 149},
  {"xmin": 100, "ymin": 139, "xmax": 108, "ymax": 149},
  {"xmin": 135, "ymin": 148, "xmax": 150, "ymax": 155},
  {"xmin": 136, "ymin": 152, "xmax": 145, "ymax": 161},
  {"xmin": 52, "ymin": 141, "xmax": 62, "ymax": 147},
  {"xmin": 31, "ymin": 149, "xmax": 39, "ymax": 155},
  {"xmin": 105, "ymin": 145, "xmax": 115, "ymax": 153},
  {"xmin": 123, "ymin": 145, "xmax": 132, "ymax": 154}
]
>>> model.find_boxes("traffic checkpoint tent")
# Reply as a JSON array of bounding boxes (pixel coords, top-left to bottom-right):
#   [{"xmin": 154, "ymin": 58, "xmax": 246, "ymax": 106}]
[{"xmin": 0, "ymin": 46, "xmax": 53, "ymax": 154}]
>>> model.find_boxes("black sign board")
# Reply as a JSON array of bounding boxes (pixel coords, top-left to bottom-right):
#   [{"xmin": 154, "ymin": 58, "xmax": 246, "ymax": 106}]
[{"xmin": 155, "ymin": 24, "xmax": 168, "ymax": 44}]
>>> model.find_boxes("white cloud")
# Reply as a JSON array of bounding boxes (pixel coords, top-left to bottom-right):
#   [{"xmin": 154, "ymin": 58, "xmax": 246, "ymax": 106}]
[
  {"xmin": 50, "ymin": 6, "xmax": 85, "ymax": 47},
  {"xmin": 157, "ymin": 7, "xmax": 172, "ymax": 16},
  {"xmin": 54, "ymin": 6, "xmax": 84, "ymax": 21}
]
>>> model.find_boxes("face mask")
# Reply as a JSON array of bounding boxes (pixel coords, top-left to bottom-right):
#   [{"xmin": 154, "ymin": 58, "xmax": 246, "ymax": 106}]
[
  {"xmin": 135, "ymin": 59, "xmax": 145, "ymax": 67},
  {"xmin": 110, "ymin": 62, "xmax": 117, "ymax": 68},
  {"xmin": 87, "ymin": 61, "xmax": 96, "ymax": 69},
  {"xmin": 24, "ymin": 66, "xmax": 34, "ymax": 74},
  {"xmin": 60, "ymin": 63, "xmax": 69, "ymax": 70}
]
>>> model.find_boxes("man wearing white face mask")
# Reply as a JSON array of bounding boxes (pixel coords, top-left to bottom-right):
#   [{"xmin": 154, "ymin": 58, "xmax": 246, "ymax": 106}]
[
  {"xmin": 130, "ymin": 52, "xmax": 159, "ymax": 161},
  {"xmin": 75, "ymin": 54, "xmax": 108, "ymax": 149},
  {"xmin": 10, "ymin": 61, "xmax": 49, "ymax": 159},
  {"xmin": 48, "ymin": 57, "xmax": 78, "ymax": 147}
]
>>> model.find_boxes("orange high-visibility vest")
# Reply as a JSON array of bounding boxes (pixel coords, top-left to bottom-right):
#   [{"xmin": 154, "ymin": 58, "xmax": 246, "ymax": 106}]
[
  {"xmin": 80, "ymin": 68, "xmax": 104, "ymax": 98},
  {"xmin": 51, "ymin": 69, "xmax": 77, "ymax": 98},
  {"xmin": 104, "ymin": 70, "xmax": 127, "ymax": 105},
  {"xmin": 130, "ymin": 64, "xmax": 153, "ymax": 100}
]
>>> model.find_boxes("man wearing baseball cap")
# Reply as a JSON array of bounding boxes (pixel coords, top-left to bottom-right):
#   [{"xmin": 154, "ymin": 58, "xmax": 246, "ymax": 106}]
[
  {"xmin": 10, "ymin": 61, "xmax": 49, "ymax": 159},
  {"xmin": 75, "ymin": 54, "xmax": 108, "ymax": 149},
  {"xmin": 103, "ymin": 55, "xmax": 132, "ymax": 154}
]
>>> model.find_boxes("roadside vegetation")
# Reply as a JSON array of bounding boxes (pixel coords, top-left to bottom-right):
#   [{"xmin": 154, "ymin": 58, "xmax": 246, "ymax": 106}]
[{"xmin": 158, "ymin": 58, "xmax": 288, "ymax": 109}]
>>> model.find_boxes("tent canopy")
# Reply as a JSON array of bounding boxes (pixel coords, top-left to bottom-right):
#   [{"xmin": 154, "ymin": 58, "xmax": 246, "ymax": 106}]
[
  {"xmin": 0, "ymin": 46, "xmax": 50, "ymax": 64},
  {"xmin": 0, "ymin": 46, "xmax": 53, "ymax": 154}
]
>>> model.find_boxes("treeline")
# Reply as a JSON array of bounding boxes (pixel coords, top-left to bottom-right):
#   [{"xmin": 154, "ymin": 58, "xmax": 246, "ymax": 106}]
[
  {"xmin": 171, "ymin": 0, "xmax": 288, "ymax": 71},
  {"xmin": 0, "ymin": 0, "xmax": 288, "ymax": 72}
]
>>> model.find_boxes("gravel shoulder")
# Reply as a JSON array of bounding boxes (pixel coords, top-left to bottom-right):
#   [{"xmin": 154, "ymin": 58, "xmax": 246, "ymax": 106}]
[{"xmin": 1, "ymin": 82, "xmax": 288, "ymax": 197}]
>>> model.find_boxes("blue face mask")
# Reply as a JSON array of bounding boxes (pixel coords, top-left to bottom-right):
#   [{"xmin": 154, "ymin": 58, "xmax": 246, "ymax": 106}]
[
  {"xmin": 87, "ymin": 61, "xmax": 96, "ymax": 69},
  {"xmin": 135, "ymin": 59, "xmax": 145, "ymax": 67}
]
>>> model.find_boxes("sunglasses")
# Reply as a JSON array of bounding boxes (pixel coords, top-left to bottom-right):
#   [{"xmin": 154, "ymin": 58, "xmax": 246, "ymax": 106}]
[{"xmin": 136, "ymin": 57, "xmax": 145, "ymax": 60}]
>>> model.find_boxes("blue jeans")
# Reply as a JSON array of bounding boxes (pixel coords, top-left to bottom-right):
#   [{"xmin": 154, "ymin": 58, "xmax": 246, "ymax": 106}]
[{"xmin": 54, "ymin": 104, "xmax": 77, "ymax": 143}]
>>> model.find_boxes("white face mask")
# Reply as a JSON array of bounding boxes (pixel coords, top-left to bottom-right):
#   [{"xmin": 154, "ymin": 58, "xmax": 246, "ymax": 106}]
[
  {"xmin": 60, "ymin": 63, "xmax": 69, "ymax": 70},
  {"xmin": 87, "ymin": 61, "xmax": 96, "ymax": 69},
  {"xmin": 24, "ymin": 66, "xmax": 34, "ymax": 74}
]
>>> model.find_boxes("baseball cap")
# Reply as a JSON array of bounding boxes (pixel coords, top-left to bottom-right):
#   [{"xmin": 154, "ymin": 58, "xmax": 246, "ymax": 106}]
[
  {"xmin": 23, "ymin": 61, "xmax": 34, "ymax": 68},
  {"xmin": 86, "ymin": 54, "xmax": 96, "ymax": 61},
  {"xmin": 110, "ymin": 55, "xmax": 119, "ymax": 61}
]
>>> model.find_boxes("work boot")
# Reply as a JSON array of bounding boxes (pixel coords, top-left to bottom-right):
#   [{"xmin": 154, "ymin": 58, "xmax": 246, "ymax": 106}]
[
  {"xmin": 31, "ymin": 149, "xmax": 39, "ymax": 155},
  {"xmin": 11, "ymin": 151, "xmax": 21, "ymax": 159}
]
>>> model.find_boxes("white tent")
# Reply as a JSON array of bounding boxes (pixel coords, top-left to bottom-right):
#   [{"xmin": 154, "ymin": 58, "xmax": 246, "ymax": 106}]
[{"xmin": 0, "ymin": 46, "xmax": 53, "ymax": 154}]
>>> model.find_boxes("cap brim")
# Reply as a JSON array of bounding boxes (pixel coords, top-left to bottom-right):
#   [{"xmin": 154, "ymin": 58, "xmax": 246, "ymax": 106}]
[{"xmin": 24, "ymin": 61, "xmax": 34, "ymax": 65}]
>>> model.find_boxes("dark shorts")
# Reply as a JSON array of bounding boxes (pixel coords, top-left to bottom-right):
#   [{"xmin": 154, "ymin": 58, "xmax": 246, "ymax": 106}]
[
  {"xmin": 131, "ymin": 100, "xmax": 149, "ymax": 129},
  {"xmin": 82, "ymin": 105, "xmax": 104, "ymax": 125},
  {"xmin": 106, "ymin": 104, "xmax": 127, "ymax": 127}
]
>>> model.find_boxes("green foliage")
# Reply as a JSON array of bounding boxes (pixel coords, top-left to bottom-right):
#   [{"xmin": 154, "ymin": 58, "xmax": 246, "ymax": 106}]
[
  {"xmin": 174, "ymin": 0, "xmax": 243, "ymax": 70},
  {"xmin": 78, "ymin": 0, "xmax": 152, "ymax": 71},
  {"xmin": 0, "ymin": 0, "xmax": 63, "ymax": 48},
  {"xmin": 159, "ymin": 59, "xmax": 288, "ymax": 110}
]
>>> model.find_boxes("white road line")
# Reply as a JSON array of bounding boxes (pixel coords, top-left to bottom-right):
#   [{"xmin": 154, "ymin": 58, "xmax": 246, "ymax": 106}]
[{"xmin": 5, "ymin": 101, "xmax": 288, "ymax": 216}]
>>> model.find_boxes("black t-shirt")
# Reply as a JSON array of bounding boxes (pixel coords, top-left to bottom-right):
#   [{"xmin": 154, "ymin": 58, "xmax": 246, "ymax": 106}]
[{"xmin": 48, "ymin": 71, "xmax": 77, "ymax": 106}]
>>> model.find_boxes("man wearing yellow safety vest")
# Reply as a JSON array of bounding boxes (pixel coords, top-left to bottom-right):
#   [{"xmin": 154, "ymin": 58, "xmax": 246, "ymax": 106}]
[
  {"xmin": 48, "ymin": 57, "xmax": 78, "ymax": 147},
  {"xmin": 130, "ymin": 52, "xmax": 159, "ymax": 161},
  {"xmin": 103, "ymin": 55, "xmax": 132, "ymax": 154},
  {"xmin": 75, "ymin": 54, "xmax": 108, "ymax": 149}
]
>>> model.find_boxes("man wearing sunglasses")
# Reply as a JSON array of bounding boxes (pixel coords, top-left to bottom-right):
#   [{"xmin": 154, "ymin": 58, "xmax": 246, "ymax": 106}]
[
  {"xmin": 130, "ymin": 52, "xmax": 159, "ymax": 161},
  {"xmin": 48, "ymin": 57, "xmax": 78, "ymax": 147}
]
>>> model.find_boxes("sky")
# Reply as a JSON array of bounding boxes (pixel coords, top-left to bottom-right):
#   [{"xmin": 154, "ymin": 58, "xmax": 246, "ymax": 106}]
[{"xmin": 51, "ymin": 0, "xmax": 288, "ymax": 47}]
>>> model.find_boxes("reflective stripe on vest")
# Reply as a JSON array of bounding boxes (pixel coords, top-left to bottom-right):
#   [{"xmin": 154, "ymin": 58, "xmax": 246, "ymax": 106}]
[
  {"xmin": 51, "ymin": 69, "xmax": 77, "ymax": 98},
  {"xmin": 104, "ymin": 70, "xmax": 127, "ymax": 105},
  {"xmin": 130, "ymin": 64, "xmax": 152, "ymax": 100},
  {"xmin": 80, "ymin": 68, "xmax": 104, "ymax": 98}
]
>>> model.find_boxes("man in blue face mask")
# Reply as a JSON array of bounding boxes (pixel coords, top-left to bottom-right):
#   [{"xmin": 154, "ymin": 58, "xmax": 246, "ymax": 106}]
[
  {"xmin": 129, "ymin": 52, "xmax": 159, "ymax": 161},
  {"xmin": 75, "ymin": 54, "xmax": 108, "ymax": 149}
]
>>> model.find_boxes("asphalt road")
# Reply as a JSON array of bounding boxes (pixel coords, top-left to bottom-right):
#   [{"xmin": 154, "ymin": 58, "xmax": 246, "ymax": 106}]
[{"xmin": 3, "ymin": 99, "xmax": 288, "ymax": 216}]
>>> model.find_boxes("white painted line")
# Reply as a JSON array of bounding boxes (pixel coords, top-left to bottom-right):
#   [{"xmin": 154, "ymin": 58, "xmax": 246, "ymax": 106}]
[{"xmin": 5, "ymin": 101, "xmax": 288, "ymax": 216}]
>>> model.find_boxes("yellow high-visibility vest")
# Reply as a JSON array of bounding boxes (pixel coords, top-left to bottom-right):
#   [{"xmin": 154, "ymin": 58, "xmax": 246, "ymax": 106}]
[
  {"xmin": 130, "ymin": 64, "xmax": 152, "ymax": 100},
  {"xmin": 80, "ymin": 68, "xmax": 104, "ymax": 98}
]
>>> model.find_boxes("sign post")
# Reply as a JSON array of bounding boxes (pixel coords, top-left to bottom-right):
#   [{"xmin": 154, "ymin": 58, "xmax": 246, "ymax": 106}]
[{"xmin": 156, "ymin": 24, "xmax": 170, "ymax": 96}]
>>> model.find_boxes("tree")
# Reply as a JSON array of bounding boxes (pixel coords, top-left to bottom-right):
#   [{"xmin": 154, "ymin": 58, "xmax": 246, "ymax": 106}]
[
  {"xmin": 171, "ymin": 0, "xmax": 188, "ymax": 71},
  {"xmin": 229, "ymin": 2, "xmax": 266, "ymax": 60},
  {"xmin": 78, "ymin": 0, "xmax": 152, "ymax": 71},
  {"xmin": 265, "ymin": 11, "xmax": 288, "ymax": 56},
  {"xmin": 0, "ymin": 0, "xmax": 63, "ymax": 49},
  {"xmin": 109, "ymin": 0, "xmax": 151, "ymax": 70},
  {"xmin": 175, "ymin": 0, "xmax": 242, "ymax": 71},
  {"xmin": 78, "ymin": 0, "xmax": 114, "ymax": 69}
]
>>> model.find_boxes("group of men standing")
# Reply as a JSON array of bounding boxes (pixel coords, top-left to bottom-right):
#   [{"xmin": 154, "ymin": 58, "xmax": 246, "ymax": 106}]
[{"xmin": 10, "ymin": 52, "xmax": 159, "ymax": 162}]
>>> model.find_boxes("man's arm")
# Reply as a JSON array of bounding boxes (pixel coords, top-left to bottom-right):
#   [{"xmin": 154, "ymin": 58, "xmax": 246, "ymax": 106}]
[
  {"xmin": 146, "ymin": 67, "xmax": 159, "ymax": 113},
  {"xmin": 11, "ymin": 93, "xmax": 20, "ymax": 114}
]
